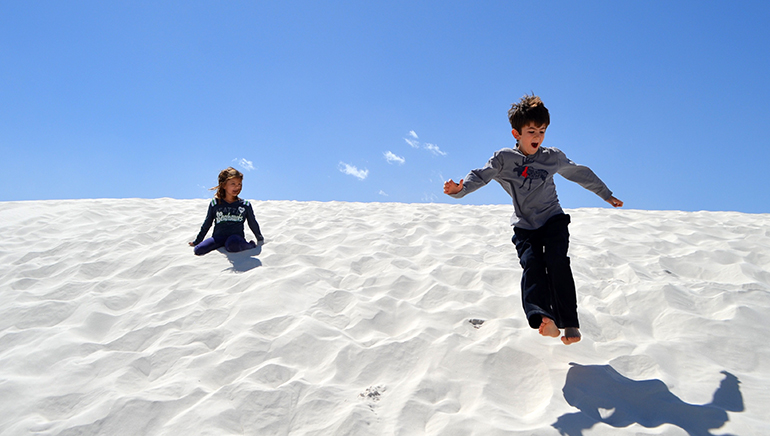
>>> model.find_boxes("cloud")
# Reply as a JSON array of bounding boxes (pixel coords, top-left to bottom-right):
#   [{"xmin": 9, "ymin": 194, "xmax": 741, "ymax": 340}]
[
  {"xmin": 339, "ymin": 162, "xmax": 369, "ymax": 180},
  {"xmin": 404, "ymin": 130, "xmax": 420, "ymax": 148},
  {"xmin": 384, "ymin": 151, "xmax": 405, "ymax": 164},
  {"xmin": 378, "ymin": 190, "xmax": 389, "ymax": 197},
  {"xmin": 404, "ymin": 130, "xmax": 446, "ymax": 156},
  {"xmin": 424, "ymin": 143, "xmax": 447, "ymax": 156},
  {"xmin": 422, "ymin": 192, "xmax": 438, "ymax": 202},
  {"xmin": 233, "ymin": 158, "xmax": 254, "ymax": 171},
  {"xmin": 430, "ymin": 171, "xmax": 446, "ymax": 183}
]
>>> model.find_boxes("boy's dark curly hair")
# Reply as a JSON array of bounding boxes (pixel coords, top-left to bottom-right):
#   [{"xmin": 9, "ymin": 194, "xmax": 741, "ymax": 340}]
[{"xmin": 508, "ymin": 94, "xmax": 550, "ymax": 133}]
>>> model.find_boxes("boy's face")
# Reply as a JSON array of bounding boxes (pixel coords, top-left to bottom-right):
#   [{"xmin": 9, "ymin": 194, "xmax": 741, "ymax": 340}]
[{"xmin": 513, "ymin": 122, "xmax": 547, "ymax": 156}]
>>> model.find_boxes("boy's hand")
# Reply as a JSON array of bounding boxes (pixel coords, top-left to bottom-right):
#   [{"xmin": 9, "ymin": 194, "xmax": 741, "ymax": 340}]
[
  {"xmin": 606, "ymin": 196, "xmax": 623, "ymax": 208},
  {"xmin": 443, "ymin": 179, "xmax": 464, "ymax": 195}
]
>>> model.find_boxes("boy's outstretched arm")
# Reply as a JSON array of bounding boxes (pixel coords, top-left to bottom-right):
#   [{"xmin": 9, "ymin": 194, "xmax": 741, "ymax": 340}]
[
  {"xmin": 606, "ymin": 196, "xmax": 623, "ymax": 207},
  {"xmin": 443, "ymin": 179, "xmax": 464, "ymax": 195}
]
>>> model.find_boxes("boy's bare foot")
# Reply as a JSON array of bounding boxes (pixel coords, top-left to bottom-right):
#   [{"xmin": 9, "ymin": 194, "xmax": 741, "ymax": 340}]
[
  {"xmin": 539, "ymin": 317, "xmax": 560, "ymax": 338},
  {"xmin": 561, "ymin": 327, "xmax": 581, "ymax": 345}
]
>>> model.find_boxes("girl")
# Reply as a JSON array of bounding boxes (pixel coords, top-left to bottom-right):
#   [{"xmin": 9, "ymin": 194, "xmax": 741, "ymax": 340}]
[{"xmin": 189, "ymin": 167, "xmax": 264, "ymax": 256}]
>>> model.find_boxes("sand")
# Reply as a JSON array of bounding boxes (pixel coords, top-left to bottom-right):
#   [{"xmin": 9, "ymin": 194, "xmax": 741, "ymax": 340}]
[{"xmin": 1, "ymin": 199, "xmax": 768, "ymax": 435}]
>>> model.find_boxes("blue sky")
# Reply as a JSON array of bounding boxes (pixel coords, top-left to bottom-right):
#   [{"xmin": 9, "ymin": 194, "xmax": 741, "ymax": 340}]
[{"xmin": 2, "ymin": 1, "xmax": 769, "ymax": 213}]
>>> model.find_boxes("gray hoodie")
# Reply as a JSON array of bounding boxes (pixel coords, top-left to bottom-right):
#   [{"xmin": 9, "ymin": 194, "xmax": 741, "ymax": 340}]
[{"xmin": 450, "ymin": 146, "xmax": 612, "ymax": 230}]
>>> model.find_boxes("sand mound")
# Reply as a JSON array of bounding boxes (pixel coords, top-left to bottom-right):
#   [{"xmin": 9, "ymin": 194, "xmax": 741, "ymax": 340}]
[{"xmin": 1, "ymin": 199, "xmax": 768, "ymax": 435}]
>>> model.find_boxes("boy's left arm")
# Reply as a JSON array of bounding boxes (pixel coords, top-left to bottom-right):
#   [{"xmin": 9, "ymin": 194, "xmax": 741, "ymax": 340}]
[
  {"xmin": 557, "ymin": 151, "xmax": 622, "ymax": 207},
  {"xmin": 605, "ymin": 196, "xmax": 624, "ymax": 208}
]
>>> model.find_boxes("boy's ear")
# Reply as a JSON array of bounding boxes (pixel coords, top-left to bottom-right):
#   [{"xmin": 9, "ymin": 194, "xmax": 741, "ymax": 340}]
[{"xmin": 511, "ymin": 129, "xmax": 521, "ymax": 140}]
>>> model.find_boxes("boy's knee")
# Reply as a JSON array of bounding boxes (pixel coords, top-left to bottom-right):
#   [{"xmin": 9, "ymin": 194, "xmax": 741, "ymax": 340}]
[
  {"xmin": 519, "ymin": 251, "xmax": 546, "ymax": 271},
  {"xmin": 546, "ymin": 255, "xmax": 570, "ymax": 269}
]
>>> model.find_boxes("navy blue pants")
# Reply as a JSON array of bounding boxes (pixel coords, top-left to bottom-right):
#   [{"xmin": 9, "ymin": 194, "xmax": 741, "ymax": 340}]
[
  {"xmin": 194, "ymin": 235, "xmax": 256, "ymax": 256},
  {"xmin": 512, "ymin": 213, "xmax": 579, "ymax": 329}
]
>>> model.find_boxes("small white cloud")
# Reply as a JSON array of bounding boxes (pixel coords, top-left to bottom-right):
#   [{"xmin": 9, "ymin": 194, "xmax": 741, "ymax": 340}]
[
  {"xmin": 424, "ymin": 143, "xmax": 447, "ymax": 156},
  {"xmin": 339, "ymin": 162, "xmax": 369, "ymax": 180},
  {"xmin": 384, "ymin": 151, "xmax": 405, "ymax": 164},
  {"xmin": 233, "ymin": 158, "xmax": 254, "ymax": 171},
  {"xmin": 408, "ymin": 130, "xmax": 419, "ymax": 139},
  {"xmin": 422, "ymin": 192, "xmax": 438, "ymax": 202},
  {"xmin": 197, "ymin": 184, "xmax": 211, "ymax": 198},
  {"xmin": 378, "ymin": 190, "xmax": 389, "ymax": 196},
  {"xmin": 427, "ymin": 171, "xmax": 445, "ymax": 183},
  {"xmin": 404, "ymin": 138, "xmax": 419, "ymax": 148}
]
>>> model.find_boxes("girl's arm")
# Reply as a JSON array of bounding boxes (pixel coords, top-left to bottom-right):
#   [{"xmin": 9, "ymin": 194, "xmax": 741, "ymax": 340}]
[
  {"xmin": 190, "ymin": 202, "xmax": 216, "ymax": 246},
  {"xmin": 245, "ymin": 202, "xmax": 264, "ymax": 241}
]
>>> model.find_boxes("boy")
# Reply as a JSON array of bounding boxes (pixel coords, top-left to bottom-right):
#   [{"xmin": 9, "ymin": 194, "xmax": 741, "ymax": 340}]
[{"xmin": 444, "ymin": 94, "xmax": 623, "ymax": 345}]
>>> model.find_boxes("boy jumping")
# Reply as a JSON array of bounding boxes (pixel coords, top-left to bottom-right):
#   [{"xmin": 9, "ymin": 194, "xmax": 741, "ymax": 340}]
[{"xmin": 444, "ymin": 94, "xmax": 623, "ymax": 344}]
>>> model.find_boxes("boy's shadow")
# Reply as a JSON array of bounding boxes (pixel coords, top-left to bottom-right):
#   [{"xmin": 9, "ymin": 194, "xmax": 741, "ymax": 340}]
[
  {"xmin": 221, "ymin": 243, "xmax": 263, "ymax": 273},
  {"xmin": 553, "ymin": 363, "xmax": 744, "ymax": 436}
]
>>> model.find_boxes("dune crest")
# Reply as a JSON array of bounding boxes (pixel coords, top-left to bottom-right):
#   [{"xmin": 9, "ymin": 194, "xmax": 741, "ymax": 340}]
[{"xmin": 1, "ymin": 199, "xmax": 768, "ymax": 435}]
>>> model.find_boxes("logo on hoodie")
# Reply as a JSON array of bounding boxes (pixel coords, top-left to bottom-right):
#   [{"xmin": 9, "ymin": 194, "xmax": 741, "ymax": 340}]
[
  {"xmin": 215, "ymin": 205, "xmax": 245, "ymax": 224},
  {"xmin": 514, "ymin": 157, "xmax": 549, "ymax": 189}
]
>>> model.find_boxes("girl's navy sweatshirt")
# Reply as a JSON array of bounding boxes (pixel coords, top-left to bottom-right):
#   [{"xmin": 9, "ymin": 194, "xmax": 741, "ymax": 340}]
[{"xmin": 193, "ymin": 198, "xmax": 263, "ymax": 245}]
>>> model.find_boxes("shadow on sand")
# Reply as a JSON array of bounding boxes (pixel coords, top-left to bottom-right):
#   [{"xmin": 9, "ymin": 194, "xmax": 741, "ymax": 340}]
[
  {"xmin": 553, "ymin": 363, "xmax": 744, "ymax": 436},
  {"xmin": 222, "ymin": 243, "xmax": 263, "ymax": 273}
]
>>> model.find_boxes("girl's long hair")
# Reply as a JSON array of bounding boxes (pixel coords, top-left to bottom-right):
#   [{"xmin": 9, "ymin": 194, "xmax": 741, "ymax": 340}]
[{"xmin": 212, "ymin": 167, "xmax": 244, "ymax": 200}]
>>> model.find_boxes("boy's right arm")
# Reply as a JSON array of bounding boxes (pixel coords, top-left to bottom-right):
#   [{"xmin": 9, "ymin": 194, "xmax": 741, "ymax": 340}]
[
  {"xmin": 444, "ymin": 152, "xmax": 503, "ymax": 199},
  {"xmin": 443, "ymin": 179, "xmax": 464, "ymax": 195}
]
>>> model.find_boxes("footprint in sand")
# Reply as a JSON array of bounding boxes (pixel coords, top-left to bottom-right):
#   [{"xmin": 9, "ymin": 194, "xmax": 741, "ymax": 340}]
[{"xmin": 468, "ymin": 319, "xmax": 485, "ymax": 329}]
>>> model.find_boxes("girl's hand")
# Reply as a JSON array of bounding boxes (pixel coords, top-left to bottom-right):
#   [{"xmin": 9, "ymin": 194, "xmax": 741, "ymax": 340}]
[
  {"xmin": 444, "ymin": 179, "xmax": 464, "ymax": 195},
  {"xmin": 188, "ymin": 242, "xmax": 196, "ymax": 247},
  {"xmin": 606, "ymin": 196, "xmax": 624, "ymax": 208}
]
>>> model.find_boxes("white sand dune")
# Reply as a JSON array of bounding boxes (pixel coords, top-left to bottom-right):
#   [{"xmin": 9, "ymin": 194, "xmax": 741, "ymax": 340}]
[{"xmin": 1, "ymin": 199, "xmax": 768, "ymax": 435}]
